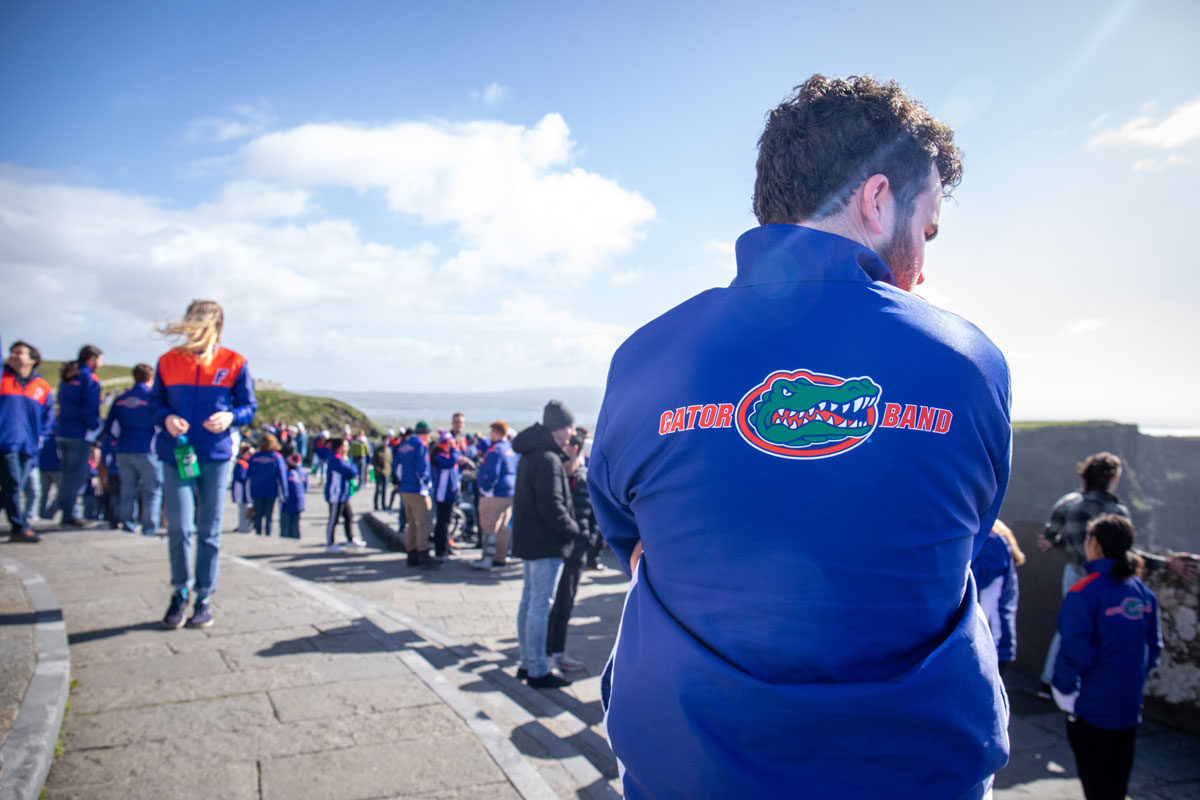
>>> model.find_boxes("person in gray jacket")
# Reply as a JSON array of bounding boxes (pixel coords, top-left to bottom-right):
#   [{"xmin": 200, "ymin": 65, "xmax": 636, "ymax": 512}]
[{"xmin": 511, "ymin": 400, "xmax": 578, "ymax": 688}]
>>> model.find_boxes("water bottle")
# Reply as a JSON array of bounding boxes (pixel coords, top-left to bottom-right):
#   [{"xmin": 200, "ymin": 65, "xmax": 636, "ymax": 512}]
[{"xmin": 175, "ymin": 434, "xmax": 200, "ymax": 480}]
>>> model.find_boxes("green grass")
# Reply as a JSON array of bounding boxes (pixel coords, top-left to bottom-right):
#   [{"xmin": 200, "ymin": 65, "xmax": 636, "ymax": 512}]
[
  {"xmin": 252, "ymin": 389, "xmax": 378, "ymax": 436},
  {"xmin": 37, "ymin": 359, "xmax": 137, "ymax": 388}
]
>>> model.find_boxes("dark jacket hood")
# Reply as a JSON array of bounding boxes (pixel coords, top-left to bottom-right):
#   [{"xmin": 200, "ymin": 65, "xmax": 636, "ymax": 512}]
[{"xmin": 512, "ymin": 423, "xmax": 562, "ymax": 456}]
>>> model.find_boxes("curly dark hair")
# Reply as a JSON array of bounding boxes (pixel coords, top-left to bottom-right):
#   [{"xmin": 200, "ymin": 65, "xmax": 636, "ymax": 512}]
[
  {"xmin": 753, "ymin": 75, "xmax": 963, "ymax": 225},
  {"xmin": 1078, "ymin": 452, "xmax": 1122, "ymax": 493}
]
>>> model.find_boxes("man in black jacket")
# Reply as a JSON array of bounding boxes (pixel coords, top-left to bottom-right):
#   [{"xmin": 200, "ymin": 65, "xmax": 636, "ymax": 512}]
[{"xmin": 512, "ymin": 400, "xmax": 578, "ymax": 688}]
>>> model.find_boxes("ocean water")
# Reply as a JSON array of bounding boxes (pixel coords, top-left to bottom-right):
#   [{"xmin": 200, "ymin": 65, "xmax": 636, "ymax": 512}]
[{"xmin": 299, "ymin": 386, "xmax": 605, "ymax": 434}]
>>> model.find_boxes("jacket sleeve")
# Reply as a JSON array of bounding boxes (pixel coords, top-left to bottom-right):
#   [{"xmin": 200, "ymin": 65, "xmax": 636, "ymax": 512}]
[
  {"xmin": 230, "ymin": 362, "xmax": 258, "ymax": 427},
  {"xmin": 587, "ymin": 423, "xmax": 639, "ymax": 577},
  {"xmin": 1052, "ymin": 591, "xmax": 1096, "ymax": 695},
  {"xmin": 102, "ymin": 401, "xmax": 118, "ymax": 442},
  {"xmin": 417, "ymin": 442, "xmax": 431, "ymax": 486},
  {"xmin": 477, "ymin": 450, "xmax": 499, "ymax": 494},
  {"xmin": 41, "ymin": 391, "xmax": 56, "ymax": 442},
  {"xmin": 534, "ymin": 455, "xmax": 579, "ymax": 543},
  {"xmin": 1044, "ymin": 497, "xmax": 1067, "ymax": 547},
  {"xmin": 83, "ymin": 375, "xmax": 101, "ymax": 433},
  {"xmin": 275, "ymin": 453, "xmax": 288, "ymax": 500},
  {"xmin": 996, "ymin": 552, "xmax": 1019, "ymax": 662},
  {"xmin": 149, "ymin": 362, "xmax": 171, "ymax": 428},
  {"xmin": 1146, "ymin": 593, "xmax": 1163, "ymax": 673}
]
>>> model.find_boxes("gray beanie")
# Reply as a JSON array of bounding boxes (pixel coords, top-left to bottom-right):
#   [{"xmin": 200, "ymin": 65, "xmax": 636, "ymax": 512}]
[{"xmin": 543, "ymin": 400, "xmax": 575, "ymax": 430}]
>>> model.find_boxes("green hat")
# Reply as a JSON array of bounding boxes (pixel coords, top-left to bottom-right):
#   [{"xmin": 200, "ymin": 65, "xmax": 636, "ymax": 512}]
[{"xmin": 413, "ymin": 420, "xmax": 431, "ymax": 434}]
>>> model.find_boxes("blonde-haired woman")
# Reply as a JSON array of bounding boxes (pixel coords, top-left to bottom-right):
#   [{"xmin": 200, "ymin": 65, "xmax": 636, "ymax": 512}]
[{"xmin": 149, "ymin": 300, "xmax": 257, "ymax": 629}]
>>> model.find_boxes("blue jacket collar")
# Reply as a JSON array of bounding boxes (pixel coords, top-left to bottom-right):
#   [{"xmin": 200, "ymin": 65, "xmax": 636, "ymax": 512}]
[
  {"xmin": 732, "ymin": 224, "xmax": 897, "ymax": 288},
  {"xmin": 1086, "ymin": 558, "xmax": 1116, "ymax": 575}
]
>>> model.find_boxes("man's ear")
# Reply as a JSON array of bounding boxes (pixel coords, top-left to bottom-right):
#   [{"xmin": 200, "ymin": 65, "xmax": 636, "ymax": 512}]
[{"xmin": 857, "ymin": 173, "xmax": 891, "ymax": 236}]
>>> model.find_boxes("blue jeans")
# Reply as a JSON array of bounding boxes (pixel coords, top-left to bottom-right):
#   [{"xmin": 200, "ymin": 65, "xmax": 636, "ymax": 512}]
[
  {"xmin": 164, "ymin": 459, "xmax": 231, "ymax": 597},
  {"xmin": 117, "ymin": 453, "xmax": 163, "ymax": 534},
  {"xmin": 280, "ymin": 511, "xmax": 300, "ymax": 539},
  {"xmin": 517, "ymin": 557, "xmax": 564, "ymax": 678},
  {"xmin": 0, "ymin": 450, "xmax": 33, "ymax": 531},
  {"xmin": 57, "ymin": 437, "xmax": 90, "ymax": 522},
  {"xmin": 38, "ymin": 471, "xmax": 59, "ymax": 519},
  {"xmin": 252, "ymin": 496, "xmax": 276, "ymax": 535}
]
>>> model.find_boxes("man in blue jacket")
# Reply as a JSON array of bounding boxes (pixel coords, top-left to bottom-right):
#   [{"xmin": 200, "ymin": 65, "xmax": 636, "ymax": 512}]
[
  {"xmin": 589, "ymin": 75, "xmax": 1012, "ymax": 799},
  {"xmin": 395, "ymin": 421, "xmax": 435, "ymax": 567},
  {"xmin": 102, "ymin": 363, "xmax": 163, "ymax": 535},
  {"xmin": 1, "ymin": 341, "xmax": 54, "ymax": 542}
]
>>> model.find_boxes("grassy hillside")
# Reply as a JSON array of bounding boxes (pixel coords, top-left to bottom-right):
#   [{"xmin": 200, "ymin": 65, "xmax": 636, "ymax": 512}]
[
  {"xmin": 252, "ymin": 389, "xmax": 378, "ymax": 437},
  {"xmin": 37, "ymin": 359, "xmax": 138, "ymax": 388}
]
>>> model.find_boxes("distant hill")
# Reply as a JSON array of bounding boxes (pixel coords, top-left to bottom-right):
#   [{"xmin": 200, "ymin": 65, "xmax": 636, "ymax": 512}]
[{"xmin": 37, "ymin": 359, "xmax": 137, "ymax": 389}]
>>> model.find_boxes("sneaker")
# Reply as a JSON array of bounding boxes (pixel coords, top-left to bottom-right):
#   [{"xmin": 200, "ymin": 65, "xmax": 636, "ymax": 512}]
[
  {"xmin": 186, "ymin": 597, "xmax": 213, "ymax": 629},
  {"xmin": 348, "ymin": 538, "xmax": 367, "ymax": 548},
  {"xmin": 527, "ymin": 672, "xmax": 572, "ymax": 689},
  {"xmin": 1037, "ymin": 682, "xmax": 1053, "ymax": 701},
  {"xmin": 552, "ymin": 652, "xmax": 586, "ymax": 672},
  {"xmin": 325, "ymin": 543, "xmax": 345, "ymax": 554},
  {"xmin": 162, "ymin": 591, "xmax": 188, "ymax": 629},
  {"xmin": 8, "ymin": 528, "xmax": 41, "ymax": 543},
  {"xmin": 516, "ymin": 667, "xmax": 528, "ymax": 680}
]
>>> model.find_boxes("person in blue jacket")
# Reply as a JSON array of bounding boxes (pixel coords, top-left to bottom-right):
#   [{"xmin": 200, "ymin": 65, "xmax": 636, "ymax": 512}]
[
  {"xmin": 55, "ymin": 344, "xmax": 103, "ymax": 527},
  {"xmin": 279, "ymin": 453, "xmax": 308, "ymax": 539},
  {"xmin": 322, "ymin": 437, "xmax": 364, "ymax": 553},
  {"xmin": 150, "ymin": 300, "xmax": 257, "ymax": 630},
  {"xmin": 430, "ymin": 430, "xmax": 462, "ymax": 559},
  {"xmin": 1, "ymin": 340, "xmax": 54, "ymax": 542},
  {"xmin": 37, "ymin": 421, "xmax": 61, "ymax": 521},
  {"xmin": 102, "ymin": 363, "xmax": 163, "ymax": 535},
  {"xmin": 247, "ymin": 432, "xmax": 287, "ymax": 536},
  {"xmin": 588, "ymin": 75, "xmax": 1011, "ymax": 799},
  {"xmin": 472, "ymin": 420, "xmax": 517, "ymax": 569},
  {"xmin": 395, "ymin": 421, "xmax": 435, "ymax": 567},
  {"xmin": 972, "ymin": 519, "xmax": 1024, "ymax": 674},
  {"xmin": 1053, "ymin": 513, "xmax": 1161, "ymax": 800}
]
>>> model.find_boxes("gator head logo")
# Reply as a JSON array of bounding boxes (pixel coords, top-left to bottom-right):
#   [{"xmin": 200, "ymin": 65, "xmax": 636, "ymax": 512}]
[
  {"xmin": 1106, "ymin": 598, "xmax": 1148, "ymax": 620},
  {"xmin": 736, "ymin": 369, "xmax": 882, "ymax": 459}
]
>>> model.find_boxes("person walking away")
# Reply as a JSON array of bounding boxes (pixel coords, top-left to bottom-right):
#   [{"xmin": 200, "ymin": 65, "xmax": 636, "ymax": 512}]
[
  {"xmin": 512, "ymin": 400, "xmax": 578, "ymax": 689},
  {"xmin": 230, "ymin": 443, "xmax": 253, "ymax": 532},
  {"xmin": 280, "ymin": 453, "xmax": 308, "ymax": 539},
  {"xmin": 395, "ymin": 422, "xmax": 435, "ymax": 567},
  {"xmin": 313, "ymin": 432, "xmax": 330, "ymax": 484},
  {"xmin": 0, "ymin": 340, "xmax": 54, "ymax": 542},
  {"xmin": 430, "ymin": 430, "xmax": 462, "ymax": 559},
  {"xmin": 56, "ymin": 344, "xmax": 103, "ymax": 527},
  {"xmin": 472, "ymin": 420, "xmax": 517, "ymax": 569},
  {"xmin": 323, "ymin": 437, "xmax": 364, "ymax": 552},
  {"xmin": 36, "ymin": 421, "xmax": 60, "ymax": 521},
  {"xmin": 971, "ymin": 519, "xmax": 1024, "ymax": 675},
  {"xmin": 248, "ymin": 433, "xmax": 287, "ymax": 536},
  {"xmin": 372, "ymin": 435, "xmax": 392, "ymax": 511},
  {"xmin": 102, "ymin": 363, "xmax": 163, "ymax": 535},
  {"xmin": 1052, "ymin": 514, "xmax": 1161, "ymax": 800},
  {"xmin": 349, "ymin": 431, "xmax": 369, "ymax": 484},
  {"xmin": 546, "ymin": 432, "xmax": 595, "ymax": 672},
  {"xmin": 151, "ymin": 300, "xmax": 257, "ymax": 630}
]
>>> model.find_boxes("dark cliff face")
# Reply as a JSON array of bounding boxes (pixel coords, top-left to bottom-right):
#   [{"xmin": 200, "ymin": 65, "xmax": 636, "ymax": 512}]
[{"xmin": 1000, "ymin": 422, "xmax": 1200, "ymax": 553}]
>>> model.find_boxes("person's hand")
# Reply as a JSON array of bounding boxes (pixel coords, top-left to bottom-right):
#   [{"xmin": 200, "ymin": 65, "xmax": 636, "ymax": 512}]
[
  {"xmin": 203, "ymin": 411, "xmax": 234, "ymax": 433},
  {"xmin": 630, "ymin": 540, "xmax": 643, "ymax": 574},
  {"xmin": 1168, "ymin": 553, "xmax": 1199, "ymax": 580},
  {"xmin": 165, "ymin": 414, "xmax": 189, "ymax": 437},
  {"xmin": 1037, "ymin": 538, "xmax": 1053, "ymax": 553}
]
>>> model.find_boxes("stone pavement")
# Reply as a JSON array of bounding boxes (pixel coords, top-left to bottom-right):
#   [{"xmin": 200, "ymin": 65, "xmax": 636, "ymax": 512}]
[{"xmin": 0, "ymin": 483, "xmax": 1197, "ymax": 799}]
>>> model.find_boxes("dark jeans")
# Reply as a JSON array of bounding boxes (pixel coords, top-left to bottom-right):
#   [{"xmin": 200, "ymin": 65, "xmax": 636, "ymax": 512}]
[
  {"xmin": 433, "ymin": 499, "xmax": 454, "ymax": 556},
  {"xmin": 280, "ymin": 511, "xmax": 301, "ymax": 539},
  {"xmin": 57, "ymin": 437, "xmax": 90, "ymax": 522},
  {"xmin": 1066, "ymin": 715, "xmax": 1136, "ymax": 800},
  {"xmin": 374, "ymin": 477, "xmax": 388, "ymax": 510},
  {"xmin": 547, "ymin": 534, "xmax": 588, "ymax": 655},
  {"xmin": 252, "ymin": 496, "xmax": 276, "ymax": 535},
  {"xmin": 0, "ymin": 450, "xmax": 33, "ymax": 531},
  {"xmin": 326, "ymin": 501, "xmax": 353, "ymax": 545}
]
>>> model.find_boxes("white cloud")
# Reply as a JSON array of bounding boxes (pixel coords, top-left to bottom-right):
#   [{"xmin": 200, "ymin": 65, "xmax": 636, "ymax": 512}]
[
  {"xmin": 470, "ymin": 82, "xmax": 510, "ymax": 105},
  {"xmin": 1131, "ymin": 154, "xmax": 1189, "ymax": 172},
  {"xmin": 182, "ymin": 102, "xmax": 275, "ymax": 144},
  {"xmin": 198, "ymin": 180, "xmax": 313, "ymax": 219},
  {"xmin": 1063, "ymin": 318, "xmax": 1108, "ymax": 337},
  {"xmin": 1087, "ymin": 96, "xmax": 1200, "ymax": 150},
  {"xmin": 238, "ymin": 114, "xmax": 655, "ymax": 286},
  {"xmin": 610, "ymin": 269, "xmax": 642, "ymax": 286}
]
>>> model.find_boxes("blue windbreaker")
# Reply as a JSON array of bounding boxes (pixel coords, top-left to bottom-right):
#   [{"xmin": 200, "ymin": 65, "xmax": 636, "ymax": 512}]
[
  {"xmin": 282, "ymin": 467, "xmax": 308, "ymax": 513},
  {"xmin": 394, "ymin": 434, "xmax": 430, "ymax": 494},
  {"xmin": 476, "ymin": 439, "xmax": 517, "ymax": 498},
  {"xmin": 56, "ymin": 365, "xmax": 101, "ymax": 440},
  {"xmin": 102, "ymin": 383, "xmax": 156, "ymax": 455},
  {"xmin": 324, "ymin": 454, "xmax": 357, "ymax": 503},
  {"xmin": 973, "ymin": 530, "xmax": 1019, "ymax": 663},
  {"xmin": 247, "ymin": 451, "xmax": 287, "ymax": 500},
  {"xmin": 589, "ymin": 225, "xmax": 1012, "ymax": 799},
  {"xmin": 431, "ymin": 441, "xmax": 461, "ymax": 503},
  {"xmin": 0, "ymin": 365, "xmax": 55, "ymax": 455},
  {"xmin": 149, "ymin": 347, "xmax": 256, "ymax": 464},
  {"xmin": 39, "ymin": 427, "xmax": 60, "ymax": 471},
  {"xmin": 1053, "ymin": 559, "xmax": 1162, "ymax": 730}
]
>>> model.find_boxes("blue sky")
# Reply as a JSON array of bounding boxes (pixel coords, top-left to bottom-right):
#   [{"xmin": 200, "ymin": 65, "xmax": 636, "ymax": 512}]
[{"xmin": 2, "ymin": 0, "xmax": 1198, "ymax": 424}]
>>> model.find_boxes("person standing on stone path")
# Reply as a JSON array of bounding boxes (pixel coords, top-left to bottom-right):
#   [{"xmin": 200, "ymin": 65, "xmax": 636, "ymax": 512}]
[
  {"xmin": 56, "ymin": 343, "xmax": 104, "ymax": 527},
  {"xmin": 372, "ymin": 434, "xmax": 392, "ymax": 511},
  {"xmin": 0, "ymin": 340, "xmax": 54, "ymax": 543},
  {"xmin": 247, "ymin": 432, "xmax": 287, "ymax": 536},
  {"xmin": 323, "ymin": 436, "xmax": 365, "ymax": 553},
  {"xmin": 102, "ymin": 363, "xmax": 163, "ymax": 536},
  {"xmin": 471, "ymin": 420, "xmax": 517, "ymax": 570},
  {"xmin": 230, "ymin": 442, "xmax": 253, "ymax": 533},
  {"xmin": 545, "ymin": 432, "xmax": 595, "ymax": 673},
  {"xmin": 280, "ymin": 453, "xmax": 308, "ymax": 539},
  {"xmin": 396, "ymin": 421, "xmax": 437, "ymax": 568},
  {"xmin": 151, "ymin": 299, "xmax": 257, "ymax": 630}
]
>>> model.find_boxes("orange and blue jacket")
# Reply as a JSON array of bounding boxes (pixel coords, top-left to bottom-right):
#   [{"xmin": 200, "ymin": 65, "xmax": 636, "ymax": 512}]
[
  {"xmin": 0, "ymin": 365, "xmax": 55, "ymax": 455},
  {"xmin": 149, "ymin": 347, "xmax": 257, "ymax": 464}
]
